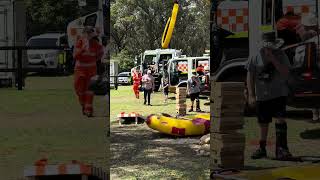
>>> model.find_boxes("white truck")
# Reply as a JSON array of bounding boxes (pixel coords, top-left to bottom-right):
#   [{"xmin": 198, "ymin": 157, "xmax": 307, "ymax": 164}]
[
  {"xmin": 167, "ymin": 55, "xmax": 210, "ymax": 95},
  {"xmin": 141, "ymin": 49, "xmax": 182, "ymax": 91},
  {"xmin": 0, "ymin": 0, "xmax": 26, "ymax": 87},
  {"xmin": 66, "ymin": 1, "xmax": 105, "ymax": 52},
  {"xmin": 211, "ymin": 0, "xmax": 320, "ymax": 111}
]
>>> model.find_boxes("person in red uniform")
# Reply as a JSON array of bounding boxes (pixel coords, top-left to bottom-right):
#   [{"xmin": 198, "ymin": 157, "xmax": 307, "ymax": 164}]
[
  {"xmin": 132, "ymin": 69, "xmax": 142, "ymax": 99},
  {"xmin": 276, "ymin": 11, "xmax": 302, "ymax": 46},
  {"xmin": 73, "ymin": 26, "xmax": 104, "ymax": 117},
  {"xmin": 196, "ymin": 65, "xmax": 205, "ymax": 76}
]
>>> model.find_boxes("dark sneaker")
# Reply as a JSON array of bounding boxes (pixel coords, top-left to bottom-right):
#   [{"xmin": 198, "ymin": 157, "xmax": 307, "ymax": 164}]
[
  {"xmin": 82, "ymin": 106, "xmax": 85, "ymax": 115},
  {"xmin": 84, "ymin": 111, "xmax": 93, "ymax": 118},
  {"xmin": 276, "ymin": 147, "xmax": 293, "ymax": 160},
  {"xmin": 196, "ymin": 109, "xmax": 201, "ymax": 112},
  {"xmin": 148, "ymin": 104, "xmax": 152, "ymax": 106},
  {"xmin": 144, "ymin": 101, "xmax": 146, "ymax": 105},
  {"xmin": 188, "ymin": 109, "xmax": 193, "ymax": 112},
  {"xmin": 251, "ymin": 148, "xmax": 267, "ymax": 159}
]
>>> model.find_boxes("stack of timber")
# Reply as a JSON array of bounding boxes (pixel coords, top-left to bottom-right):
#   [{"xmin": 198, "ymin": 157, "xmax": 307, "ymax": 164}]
[{"xmin": 176, "ymin": 87, "xmax": 187, "ymax": 115}]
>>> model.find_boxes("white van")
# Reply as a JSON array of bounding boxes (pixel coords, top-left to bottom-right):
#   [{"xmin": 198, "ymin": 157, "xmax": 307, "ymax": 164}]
[{"xmin": 26, "ymin": 33, "xmax": 66, "ymax": 70}]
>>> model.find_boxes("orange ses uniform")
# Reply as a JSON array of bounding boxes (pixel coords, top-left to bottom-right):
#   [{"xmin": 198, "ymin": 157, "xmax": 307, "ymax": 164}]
[
  {"xmin": 132, "ymin": 72, "xmax": 142, "ymax": 98},
  {"xmin": 73, "ymin": 38, "xmax": 104, "ymax": 114}
]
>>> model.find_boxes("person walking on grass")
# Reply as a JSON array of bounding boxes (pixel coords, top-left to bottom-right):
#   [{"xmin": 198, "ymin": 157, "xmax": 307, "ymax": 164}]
[
  {"xmin": 161, "ymin": 70, "xmax": 169, "ymax": 103},
  {"xmin": 187, "ymin": 72, "xmax": 201, "ymax": 112},
  {"xmin": 246, "ymin": 31, "xmax": 293, "ymax": 160},
  {"xmin": 142, "ymin": 70, "xmax": 155, "ymax": 106},
  {"xmin": 73, "ymin": 26, "xmax": 104, "ymax": 117},
  {"xmin": 132, "ymin": 69, "xmax": 142, "ymax": 99}
]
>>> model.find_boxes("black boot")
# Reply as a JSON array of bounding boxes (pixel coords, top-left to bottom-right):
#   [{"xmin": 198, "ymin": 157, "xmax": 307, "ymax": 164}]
[
  {"xmin": 251, "ymin": 140, "xmax": 267, "ymax": 159},
  {"xmin": 189, "ymin": 106, "xmax": 193, "ymax": 112},
  {"xmin": 196, "ymin": 99, "xmax": 201, "ymax": 112},
  {"xmin": 275, "ymin": 123, "xmax": 292, "ymax": 160}
]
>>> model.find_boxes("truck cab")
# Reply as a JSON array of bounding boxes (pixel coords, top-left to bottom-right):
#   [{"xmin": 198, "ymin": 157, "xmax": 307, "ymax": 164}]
[
  {"xmin": 211, "ymin": 0, "xmax": 320, "ymax": 110},
  {"xmin": 141, "ymin": 49, "xmax": 182, "ymax": 91},
  {"xmin": 167, "ymin": 55, "xmax": 210, "ymax": 95}
]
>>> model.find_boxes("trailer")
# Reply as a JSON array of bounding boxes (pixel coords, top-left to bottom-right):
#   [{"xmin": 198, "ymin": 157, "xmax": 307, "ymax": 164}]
[{"xmin": 0, "ymin": 0, "xmax": 26, "ymax": 87}]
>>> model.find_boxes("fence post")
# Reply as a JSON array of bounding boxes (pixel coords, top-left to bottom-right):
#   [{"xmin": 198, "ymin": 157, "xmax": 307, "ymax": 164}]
[{"xmin": 17, "ymin": 49, "xmax": 23, "ymax": 90}]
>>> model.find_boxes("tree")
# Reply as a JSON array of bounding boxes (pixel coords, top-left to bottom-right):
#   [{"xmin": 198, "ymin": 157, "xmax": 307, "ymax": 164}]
[
  {"xmin": 25, "ymin": 0, "xmax": 81, "ymax": 38},
  {"xmin": 110, "ymin": 0, "xmax": 210, "ymax": 57}
]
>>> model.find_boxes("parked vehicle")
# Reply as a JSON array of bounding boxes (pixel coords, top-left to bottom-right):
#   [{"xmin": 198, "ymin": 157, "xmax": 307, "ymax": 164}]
[
  {"xmin": 141, "ymin": 49, "xmax": 182, "ymax": 91},
  {"xmin": 117, "ymin": 72, "xmax": 131, "ymax": 85},
  {"xmin": 26, "ymin": 33, "xmax": 67, "ymax": 71},
  {"xmin": 167, "ymin": 55, "xmax": 210, "ymax": 95}
]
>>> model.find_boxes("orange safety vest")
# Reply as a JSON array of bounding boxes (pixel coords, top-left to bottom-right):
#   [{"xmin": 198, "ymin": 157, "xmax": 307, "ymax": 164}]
[
  {"xmin": 133, "ymin": 73, "xmax": 142, "ymax": 85},
  {"xmin": 74, "ymin": 38, "xmax": 103, "ymax": 69}
]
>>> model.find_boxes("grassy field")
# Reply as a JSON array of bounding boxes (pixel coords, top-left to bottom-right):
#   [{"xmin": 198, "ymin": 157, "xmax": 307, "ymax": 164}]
[
  {"xmin": 0, "ymin": 76, "xmax": 107, "ymax": 180},
  {"xmin": 110, "ymin": 86, "xmax": 320, "ymax": 179}
]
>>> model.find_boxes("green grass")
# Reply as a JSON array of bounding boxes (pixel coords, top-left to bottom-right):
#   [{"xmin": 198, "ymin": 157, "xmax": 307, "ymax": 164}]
[
  {"xmin": 0, "ymin": 76, "xmax": 107, "ymax": 180},
  {"xmin": 110, "ymin": 86, "xmax": 320, "ymax": 179},
  {"xmin": 110, "ymin": 86, "xmax": 210, "ymax": 123},
  {"xmin": 110, "ymin": 86, "xmax": 211, "ymax": 179}
]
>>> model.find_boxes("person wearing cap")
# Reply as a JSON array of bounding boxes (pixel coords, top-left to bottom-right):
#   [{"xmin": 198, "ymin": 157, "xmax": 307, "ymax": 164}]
[
  {"xmin": 276, "ymin": 11, "xmax": 302, "ymax": 46},
  {"xmin": 187, "ymin": 72, "xmax": 201, "ymax": 112},
  {"xmin": 142, "ymin": 70, "xmax": 155, "ymax": 106},
  {"xmin": 73, "ymin": 26, "xmax": 104, "ymax": 117},
  {"xmin": 246, "ymin": 31, "xmax": 293, "ymax": 160}
]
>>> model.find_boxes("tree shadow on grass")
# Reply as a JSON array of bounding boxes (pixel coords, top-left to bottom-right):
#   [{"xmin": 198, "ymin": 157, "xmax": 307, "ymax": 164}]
[
  {"xmin": 300, "ymin": 128, "xmax": 320, "ymax": 139},
  {"xmin": 110, "ymin": 125, "xmax": 209, "ymax": 178}
]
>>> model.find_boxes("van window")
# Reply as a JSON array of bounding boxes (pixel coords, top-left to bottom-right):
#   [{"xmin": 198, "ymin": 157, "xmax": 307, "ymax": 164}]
[
  {"xmin": 144, "ymin": 55, "xmax": 156, "ymax": 65},
  {"xmin": 27, "ymin": 38, "xmax": 58, "ymax": 47},
  {"xmin": 84, "ymin": 14, "xmax": 97, "ymax": 27}
]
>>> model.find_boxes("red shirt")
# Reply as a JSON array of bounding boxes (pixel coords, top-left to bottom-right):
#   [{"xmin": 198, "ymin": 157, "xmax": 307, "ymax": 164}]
[{"xmin": 276, "ymin": 15, "xmax": 301, "ymax": 33}]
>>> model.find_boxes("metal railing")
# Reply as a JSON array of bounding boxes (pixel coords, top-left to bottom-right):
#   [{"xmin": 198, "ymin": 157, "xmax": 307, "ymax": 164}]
[{"xmin": 0, "ymin": 46, "xmax": 70, "ymax": 90}]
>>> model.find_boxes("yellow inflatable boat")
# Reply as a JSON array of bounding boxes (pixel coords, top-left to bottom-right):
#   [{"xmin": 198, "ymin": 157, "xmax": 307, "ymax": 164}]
[
  {"xmin": 211, "ymin": 165, "xmax": 320, "ymax": 180},
  {"xmin": 146, "ymin": 113, "xmax": 210, "ymax": 136}
]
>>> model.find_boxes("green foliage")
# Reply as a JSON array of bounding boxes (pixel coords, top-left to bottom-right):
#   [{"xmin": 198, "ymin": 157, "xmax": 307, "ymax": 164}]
[
  {"xmin": 110, "ymin": 0, "xmax": 210, "ymax": 57},
  {"xmin": 112, "ymin": 50, "xmax": 135, "ymax": 72},
  {"xmin": 25, "ymin": 0, "xmax": 81, "ymax": 37}
]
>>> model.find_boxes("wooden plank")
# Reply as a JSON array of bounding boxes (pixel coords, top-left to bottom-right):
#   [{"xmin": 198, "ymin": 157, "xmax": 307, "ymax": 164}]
[
  {"xmin": 212, "ymin": 82, "xmax": 245, "ymax": 91},
  {"xmin": 213, "ymin": 95, "xmax": 245, "ymax": 105},
  {"xmin": 211, "ymin": 133, "xmax": 245, "ymax": 142},
  {"xmin": 211, "ymin": 156, "xmax": 244, "ymax": 169}
]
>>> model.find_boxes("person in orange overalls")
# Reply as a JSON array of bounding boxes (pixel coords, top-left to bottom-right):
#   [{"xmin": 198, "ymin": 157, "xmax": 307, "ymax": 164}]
[
  {"xmin": 73, "ymin": 26, "xmax": 104, "ymax": 117},
  {"xmin": 132, "ymin": 69, "xmax": 142, "ymax": 99}
]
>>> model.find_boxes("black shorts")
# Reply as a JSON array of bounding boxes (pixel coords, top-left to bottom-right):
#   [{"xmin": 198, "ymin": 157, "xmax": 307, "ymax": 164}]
[
  {"xmin": 190, "ymin": 92, "xmax": 200, "ymax": 101},
  {"xmin": 163, "ymin": 87, "xmax": 169, "ymax": 95},
  {"xmin": 256, "ymin": 96, "xmax": 287, "ymax": 124}
]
